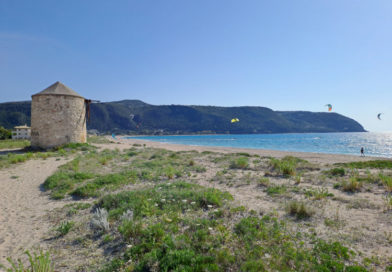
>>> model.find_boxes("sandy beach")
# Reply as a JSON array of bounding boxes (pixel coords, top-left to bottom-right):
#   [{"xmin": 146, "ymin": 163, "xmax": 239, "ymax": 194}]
[
  {"xmin": 106, "ymin": 136, "xmax": 384, "ymax": 165},
  {"xmin": 0, "ymin": 157, "xmax": 71, "ymax": 266},
  {"xmin": 0, "ymin": 139, "xmax": 391, "ymax": 270}
]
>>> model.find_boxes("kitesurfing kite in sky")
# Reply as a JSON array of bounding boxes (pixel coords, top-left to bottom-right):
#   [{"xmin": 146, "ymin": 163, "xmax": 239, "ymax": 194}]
[
  {"xmin": 377, "ymin": 113, "xmax": 383, "ymax": 120},
  {"xmin": 231, "ymin": 118, "xmax": 239, "ymax": 123},
  {"xmin": 325, "ymin": 104, "xmax": 332, "ymax": 112}
]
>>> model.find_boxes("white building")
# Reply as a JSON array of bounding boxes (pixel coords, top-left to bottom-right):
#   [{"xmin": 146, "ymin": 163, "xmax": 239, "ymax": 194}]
[{"xmin": 12, "ymin": 124, "xmax": 31, "ymax": 140}]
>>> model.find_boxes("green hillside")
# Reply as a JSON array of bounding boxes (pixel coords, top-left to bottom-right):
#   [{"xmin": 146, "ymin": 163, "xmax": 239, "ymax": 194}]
[{"xmin": 0, "ymin": 100, "xmax": 366, "ymax": 134}]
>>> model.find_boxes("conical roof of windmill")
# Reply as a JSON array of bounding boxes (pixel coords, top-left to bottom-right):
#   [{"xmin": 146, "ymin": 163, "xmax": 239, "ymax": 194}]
[{"xmin": 32, "ymin": 81, "xmax": 84, "ymax": 98}]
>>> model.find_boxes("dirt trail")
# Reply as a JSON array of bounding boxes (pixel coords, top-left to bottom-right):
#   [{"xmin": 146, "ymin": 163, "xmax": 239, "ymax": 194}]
[{"xmin": 0, "ymin": 157, "xmax": 69, "ymax": 266}]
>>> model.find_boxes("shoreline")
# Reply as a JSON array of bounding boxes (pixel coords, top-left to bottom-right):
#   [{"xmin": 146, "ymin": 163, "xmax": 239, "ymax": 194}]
[
  {"xmin": 105, "ymin": 136, "xmax": 390, "ymax": 165},
  {"xmin": 122, "ymin": 132, "xmax": 392, "ymax": 159}
]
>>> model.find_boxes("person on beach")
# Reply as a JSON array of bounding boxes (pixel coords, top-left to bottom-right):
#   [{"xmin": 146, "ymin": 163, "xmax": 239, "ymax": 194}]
[{"xmin": 360, "ymin": 147, "xmax": 364, "ymax": 157}]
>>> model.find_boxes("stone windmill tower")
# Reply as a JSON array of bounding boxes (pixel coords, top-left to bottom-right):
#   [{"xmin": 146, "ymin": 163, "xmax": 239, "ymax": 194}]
[{"xmin": 31, "ymin": 81, "xmax": 87, "ymax": 149}]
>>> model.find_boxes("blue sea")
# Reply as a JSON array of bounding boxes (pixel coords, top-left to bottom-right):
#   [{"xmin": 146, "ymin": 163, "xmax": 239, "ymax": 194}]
[{"xmin": 127, "ymin": 132, "xmax": 392, "ymax": 158}]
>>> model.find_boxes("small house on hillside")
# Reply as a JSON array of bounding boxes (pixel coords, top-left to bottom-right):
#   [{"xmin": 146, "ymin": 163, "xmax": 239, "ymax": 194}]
[{"xmin": 12, "ymin": 124, "xmax": 31, "ymax": 140}]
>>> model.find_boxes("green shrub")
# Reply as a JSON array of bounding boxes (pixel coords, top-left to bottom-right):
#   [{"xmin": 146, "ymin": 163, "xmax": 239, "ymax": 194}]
[
  {"xmin": 327, "ymin": 168, "xmax": 346, "ymax": 176},
  {"xmin": 266, "ymin": 185, "xmax": 287, "ymax": 196},
  {"xmin": 235, "ymin": 152, "xmax": 251, "ymax": 157},
  {"xmin": 71, "ymin": 171, "xmax": 136, "ymax": 198},
  {"xmin": 56, "ymin": 221, "xmax": 74, "ymax": 236},
  {"xmin": 342, "ymin": 177, "xmax": 362, "ymax": 193},
  {"xmin": 270, "ymin": 157, "xmax": 298, "ymax": 176},
  {"xmin": 230, "ymin": 157, "xmax": 249, "ymax": 169},
  {"xmin": 43, "ymin": 171, "xmax": 95, "ymax": 199},
  {"xmin": 6, "ymin": 250, "xmax": 53, "ymax": 272},
  {"xmin": 379, "ymin": 173, "xmax": 392, "ymax": 192},
  {"xmin": 71, "ymin": 183, "xmax": 100, "ymax": 198},
  {"xmin": 43, "ymin": 172, "xmax": 93, "ymax": 190},
  {"xmin": 0, "ymin": 126, "xmax": 12, "ymax": 140},
  {"xmin": 164, "ymin": 166, "xmax": 175, "ymax": 179}
]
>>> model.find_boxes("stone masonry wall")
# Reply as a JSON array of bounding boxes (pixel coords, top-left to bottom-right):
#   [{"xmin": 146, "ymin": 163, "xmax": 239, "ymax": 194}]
[{"xmin": 31, "ymin": 95, "xmax": 86, "ymax": 149}]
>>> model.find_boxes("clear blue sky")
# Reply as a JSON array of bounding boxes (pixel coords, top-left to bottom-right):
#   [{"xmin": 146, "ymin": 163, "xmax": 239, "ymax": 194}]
[{"xmin": 1, "ymin": 1, "xmax": 391, "ymax": 132}]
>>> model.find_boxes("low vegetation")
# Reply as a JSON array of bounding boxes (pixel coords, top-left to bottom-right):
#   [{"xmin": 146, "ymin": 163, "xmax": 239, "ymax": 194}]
[
  {"xmin": 95, "ymin": 181, "xmax": 364, "ymax": 271},
  {"xmin": 56, "ymin": 221, "xmax": 74, "ymax": 237},
  {"xmin": 5, "ymin": 143, "xmax": 392, "ymax": 271},
  {"xmin": 229, "ymin": 156, "xmax": 249, "ymax": 169},
  {"xmin": 269, "ymin": 156, "xmax": 309, "ymax": 177},
  {"xmin": 0, "ymin": 126, "xmax": 12, "ymax": 140},
  {"xmin": 87, "ymin": 136, "xmax": 112, "ymax": 144},
  {"xmin": 0, "ymin": 139, "xmax": 30, "ymax": 150},
  {"xmin": 265, "ymin": 184, "xmax": 287, "ymax": 196},
  {"xmin": 341, "ymin": 177, "xmax": 363, "ymax": 193},
  {"xmin": 286, "ymin": 200, "xmax": 315, "ymax": 219},
  {"xmin": 336, "ymin": 160, "xmax": 392, "ymax": 169},
  {"xmin": 304, "ymin": 187, "xmax": 334, "ymax": 200},
  {"xmin": 0, "ymin": 142, "xmax": 94, "ymax": 169},
  {"xmin": 5, "ymin": 251, "xmax": 53, "ymax": 272},
  {"xmin": 325, "ymin": 167, "xmax": 346, "ymax": 177}
]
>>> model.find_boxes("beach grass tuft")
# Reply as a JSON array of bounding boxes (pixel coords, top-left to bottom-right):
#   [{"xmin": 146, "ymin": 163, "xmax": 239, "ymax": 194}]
[
  {"xmin": 269, "ymin": 156, "xmax": 306, "ymax": 176},
  {"xmin": 56, "ymin": 221, "xmax": 74, "ymax": 237},
  {"xmin": 326, "ymin": 167, "xmax": 346, "ymax": 177},
  {"xmin": 6, "ymin": 250, "xmax": 53, "ymax": 272},
  {"xmin": 286, "ymin": 200, "xmax": 315, "ymax": 219},
  {"xmin": 341, "ymin": 176, "xmax": 363, "ymax": 193},
  {"xmin": 336, "ymin": 160, "xmax": 392, "ymax": 169},
  {"xmin": 229, "ymin": 156, "xmax": 249, "ymax": 169}
]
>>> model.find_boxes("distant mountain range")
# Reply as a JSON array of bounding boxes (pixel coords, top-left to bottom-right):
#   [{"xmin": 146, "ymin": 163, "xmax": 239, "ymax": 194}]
[{"xmin": 0, "ymin": 100, "xmax": 366, "ymax": 134}]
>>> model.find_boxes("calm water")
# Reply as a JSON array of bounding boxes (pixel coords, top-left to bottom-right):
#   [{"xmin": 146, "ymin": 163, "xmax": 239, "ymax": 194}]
[{"xmin": 128, "ymin": 133, "xmax": 392, "ymax": 158}]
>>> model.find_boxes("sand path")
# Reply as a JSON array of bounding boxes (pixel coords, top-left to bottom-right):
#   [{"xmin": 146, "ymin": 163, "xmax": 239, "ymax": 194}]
[{"xmin": 0, "ymin": 157, "xmax": 69, "ymax": 266}]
